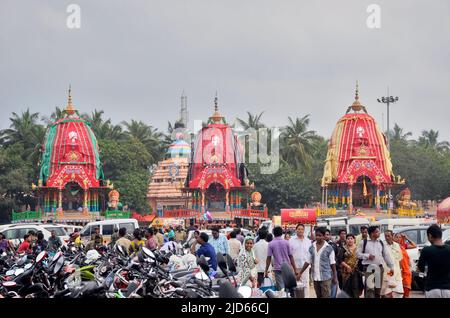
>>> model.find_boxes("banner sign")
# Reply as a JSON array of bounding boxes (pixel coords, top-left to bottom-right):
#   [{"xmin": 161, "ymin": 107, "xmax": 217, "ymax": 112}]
[{"xmin": 280, "ymin": 209, "xmax": 316, "ymax": 224}]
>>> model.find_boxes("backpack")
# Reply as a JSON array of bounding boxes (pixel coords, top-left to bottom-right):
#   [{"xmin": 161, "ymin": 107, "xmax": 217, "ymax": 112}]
[{"xmin": 357, "ymin": 239, "xmax": 384, "ymax": 272}]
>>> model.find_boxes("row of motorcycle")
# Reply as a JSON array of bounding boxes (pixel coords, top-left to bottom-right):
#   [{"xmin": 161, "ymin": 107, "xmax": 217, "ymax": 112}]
[{"xmin": 0, "ymin": 243, "xmax": 291, "ymax": 298}]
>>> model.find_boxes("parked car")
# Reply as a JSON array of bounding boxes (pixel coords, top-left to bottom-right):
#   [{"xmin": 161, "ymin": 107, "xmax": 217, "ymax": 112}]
[
  {"xmin": 392, "ymin": 226, "xmax": 450, "ymax": 291},
  {"xmin": 371, "ymin": 218, "xmax": 435, "ymax": 233},
  {"xmin": 0, "ymin": 223, "xmax": 69, "ymax": 248}
]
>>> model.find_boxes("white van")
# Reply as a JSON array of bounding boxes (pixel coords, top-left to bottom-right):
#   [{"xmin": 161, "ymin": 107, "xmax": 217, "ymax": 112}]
[
  {"xmin": 80, "ymin": 218, "xmax": 139, "ymax": 244},
  {"xmin": 316, "ymin": 217, "xmax": 371, "ymax": 239},
  {"xmin": 0, "ymin": 223, "xmax": 69, "ymax": 248},
  {"xmin": 371, "ymin": 218, "xmax": 433, "ymax": 233}
]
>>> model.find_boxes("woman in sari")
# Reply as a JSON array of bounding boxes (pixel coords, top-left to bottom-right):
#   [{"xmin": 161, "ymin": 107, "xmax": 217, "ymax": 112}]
[
  {"xmin": 237, "ymin": 237, "xmax": 258, "ymax": 288},
  {"xmin": 394, "ymin": 233, "xmax": 412, "ymax": 297},
  {"xmin": 340, "ymin": 234, "xmax": 363, "ymax": 298}
]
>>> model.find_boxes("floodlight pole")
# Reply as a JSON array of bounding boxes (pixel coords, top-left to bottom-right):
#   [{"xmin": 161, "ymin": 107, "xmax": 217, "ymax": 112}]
[
  {"xmin": 377, "ymin": 88, "xmax": 399, "ymax": 215},
  {"xmin": 377, "ymin": 87, "xmax": 399, "ymax": 151}
]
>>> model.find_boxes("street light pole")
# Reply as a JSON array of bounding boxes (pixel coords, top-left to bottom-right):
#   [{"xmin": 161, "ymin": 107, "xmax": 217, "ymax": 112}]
[
  {"xmin": 377, "ymin": 88, "xmax": 399, "ymax": 151},
  {"xmin": 377, "ymin": 89, "xmax": 399, "ymax": 215}
]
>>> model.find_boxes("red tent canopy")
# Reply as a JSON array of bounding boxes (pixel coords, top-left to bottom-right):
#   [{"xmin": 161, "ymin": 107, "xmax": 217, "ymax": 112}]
[{"xmin": 280, "ymin": 209, "xmax": 317, "ymax": 225}]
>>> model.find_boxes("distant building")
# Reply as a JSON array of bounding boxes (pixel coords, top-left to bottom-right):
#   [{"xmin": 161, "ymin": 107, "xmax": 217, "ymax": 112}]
[{"xmin": 147, "ymin": 133, "xmax": 191, "ymax": 215}]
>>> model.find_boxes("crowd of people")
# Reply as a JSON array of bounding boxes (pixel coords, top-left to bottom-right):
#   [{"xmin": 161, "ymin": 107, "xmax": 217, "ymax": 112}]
[
  {"xmin": 1, "ymin": 221, "xmax": 449, "ymax": 299},
  {"xmin": 80, "ymin": 225, "xmax": 188, "ymax": 255},
  {"xmin": 182, "ymin": 223, "xmax": 450, "ymax": 299}
]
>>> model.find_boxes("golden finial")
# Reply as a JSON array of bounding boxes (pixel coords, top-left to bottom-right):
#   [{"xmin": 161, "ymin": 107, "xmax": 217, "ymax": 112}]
[
  {"xmin": 350, "ymin": 81, "xmax": 363, "ymax": 112},
  {"xmin": 65, "ymin": 85, "xmax": 75, "ymax": 115}
]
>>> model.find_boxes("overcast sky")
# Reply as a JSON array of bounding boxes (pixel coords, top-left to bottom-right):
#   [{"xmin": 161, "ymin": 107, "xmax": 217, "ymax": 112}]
[{"xmin": 1, "ymin": 0, "xmax": 449, "ymax": 141}]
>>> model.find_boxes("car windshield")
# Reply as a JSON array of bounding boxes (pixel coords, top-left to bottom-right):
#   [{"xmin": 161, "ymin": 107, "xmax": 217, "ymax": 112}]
[{"xmin": 44, "ymin": 227, "xmax": 68, "ymax": 236}]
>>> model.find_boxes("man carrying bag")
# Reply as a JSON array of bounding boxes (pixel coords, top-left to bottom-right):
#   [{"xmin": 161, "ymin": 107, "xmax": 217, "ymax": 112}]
[{"xmin": 357, "ymin": 226, "xmax": 394, "ymax": 298}]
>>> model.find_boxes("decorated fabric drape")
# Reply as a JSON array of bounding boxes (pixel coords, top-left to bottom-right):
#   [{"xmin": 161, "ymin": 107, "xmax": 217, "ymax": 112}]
[
  {"xmin": 38, "ymin": 117, "xmax": 104, "ymax": 189},
  {"xmin": 363, "ymin": 177, "xmax": 367, "ymax": 197},
  {"xmin": 322, "ymin": 112, "xmax": 394, "ymax": 186},
  {"xmin": 39, "ymin": 124, "xmax": 57, "ymax": 183}
]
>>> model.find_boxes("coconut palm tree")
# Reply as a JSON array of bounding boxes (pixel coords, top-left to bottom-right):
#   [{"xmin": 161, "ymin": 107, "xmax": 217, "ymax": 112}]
[
  {"xmin": 0, "ymin": 109, "xmax": 46, "ymax": 169},
  {"xmin": 236, "ymin": 111, "xmax": 265, "ymax": 130},
  {"xmin": 0, "ymin": 109, "xmax": 40, "ymax": 145},
  {"xmin": 418, "ymin": 129, "xmax": 450, "ymax": 152},
  {"xmin": 122, "ymin": 120, "xmax": 164, "ymax": 162},
  {"xmin": 83, "ymin": 109, "xmax": 125, "ymax": 141},
  {"xmin": 391, "ymin": 123, "xmax": 412, "ymax": 143},
  {"xmin": 83, "ymin": 109, "xmax": 107, "ymax": 134},
  {"xmin": 41, "ymin": 106, "xmax": 65, "ymax": 125},
  {"xmin": 280, "ymin": 115, "xmax": 319, "ymax": 170}
]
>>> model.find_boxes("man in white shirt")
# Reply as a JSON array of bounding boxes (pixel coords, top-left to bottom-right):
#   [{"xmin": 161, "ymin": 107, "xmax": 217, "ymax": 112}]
[
  {"xmin": 299, "ymin": 227, "xmax": 338, "ymax": 298},
  {"xmin": 289, "ymin": 224, "xmax": 312, "ymax": 297},
  {"xmin": 254, "ymin": 229, "xmax": 270, "ymax": 287},
  {"xmin": 228, "ymin": 230, "xmax": 241, "ymax": 261},
  {"xmin": 357, "ymin": 226, "xmax": 394, "ymax": 298}
]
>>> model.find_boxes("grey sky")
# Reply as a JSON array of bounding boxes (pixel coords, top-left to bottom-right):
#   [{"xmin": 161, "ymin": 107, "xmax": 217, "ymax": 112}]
[{"xmin": 1, "ymin": 0, "xmax": 449, "ymax": 141}]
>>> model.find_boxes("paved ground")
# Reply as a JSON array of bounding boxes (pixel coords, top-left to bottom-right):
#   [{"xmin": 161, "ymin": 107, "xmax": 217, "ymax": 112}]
[{"xmin": 307, "ymin": 285, "xmax": 424, "ymax": 298}]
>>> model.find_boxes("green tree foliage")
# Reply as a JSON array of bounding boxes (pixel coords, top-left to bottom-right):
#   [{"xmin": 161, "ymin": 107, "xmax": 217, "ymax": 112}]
[
  {"xmin": 41, "ymin": 106, "xmax": 65, "ymax": 125},
  {"xmin": 390, "ymin": 123, "xmax": 412, "ymax": 143},
  {"xmin": 390, "ymin": 139, "xmax": 450, "ymax": 200},
  {"xmin": 236, "ymin": 111, "xmax": 265, "ymax": 130},
  {"xmin": 83, "ymin": 109, "xmax": 125, "ymax": 141},
  {"xmin": 122, "ymin": 120, "xmax": 164, "ymax": 162},
  {"xmin": 280, "ymin": 115, "xmax": 320, "ymax": 170},
  {"xmin": 248, "ymin": 164, "xmax": 320, "ymax": 216},
  {"xmin": 0, "ymin": 109, "xmax": 46, "ymax": 174},
  {"xmin": 0, "ymin": 144, "xmax": 35, "ymax": 222},
  {"xmin": 99, "ymin": 139, "xmax": 152, "ymax": 213},
  {"xmin": 417, "ymin": 129, "xmax": 450, "ymax": 152}
]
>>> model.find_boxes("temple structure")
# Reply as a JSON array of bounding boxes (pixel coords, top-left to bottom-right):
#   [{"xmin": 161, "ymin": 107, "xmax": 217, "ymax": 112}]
[
  {"xmin": 321, "ymin": 83, "xmax": 404, "ymax": 213},
  {"xmin": 164, "ymin": 96, "xmax": 268, "ymax": 226},
  {"xmin": 33, "ymin": 88, "xmax": 112, "ymax": 221},
  {"xmin": 147, "ymin": 132, "xmax": 191, "ymax": 215}
]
